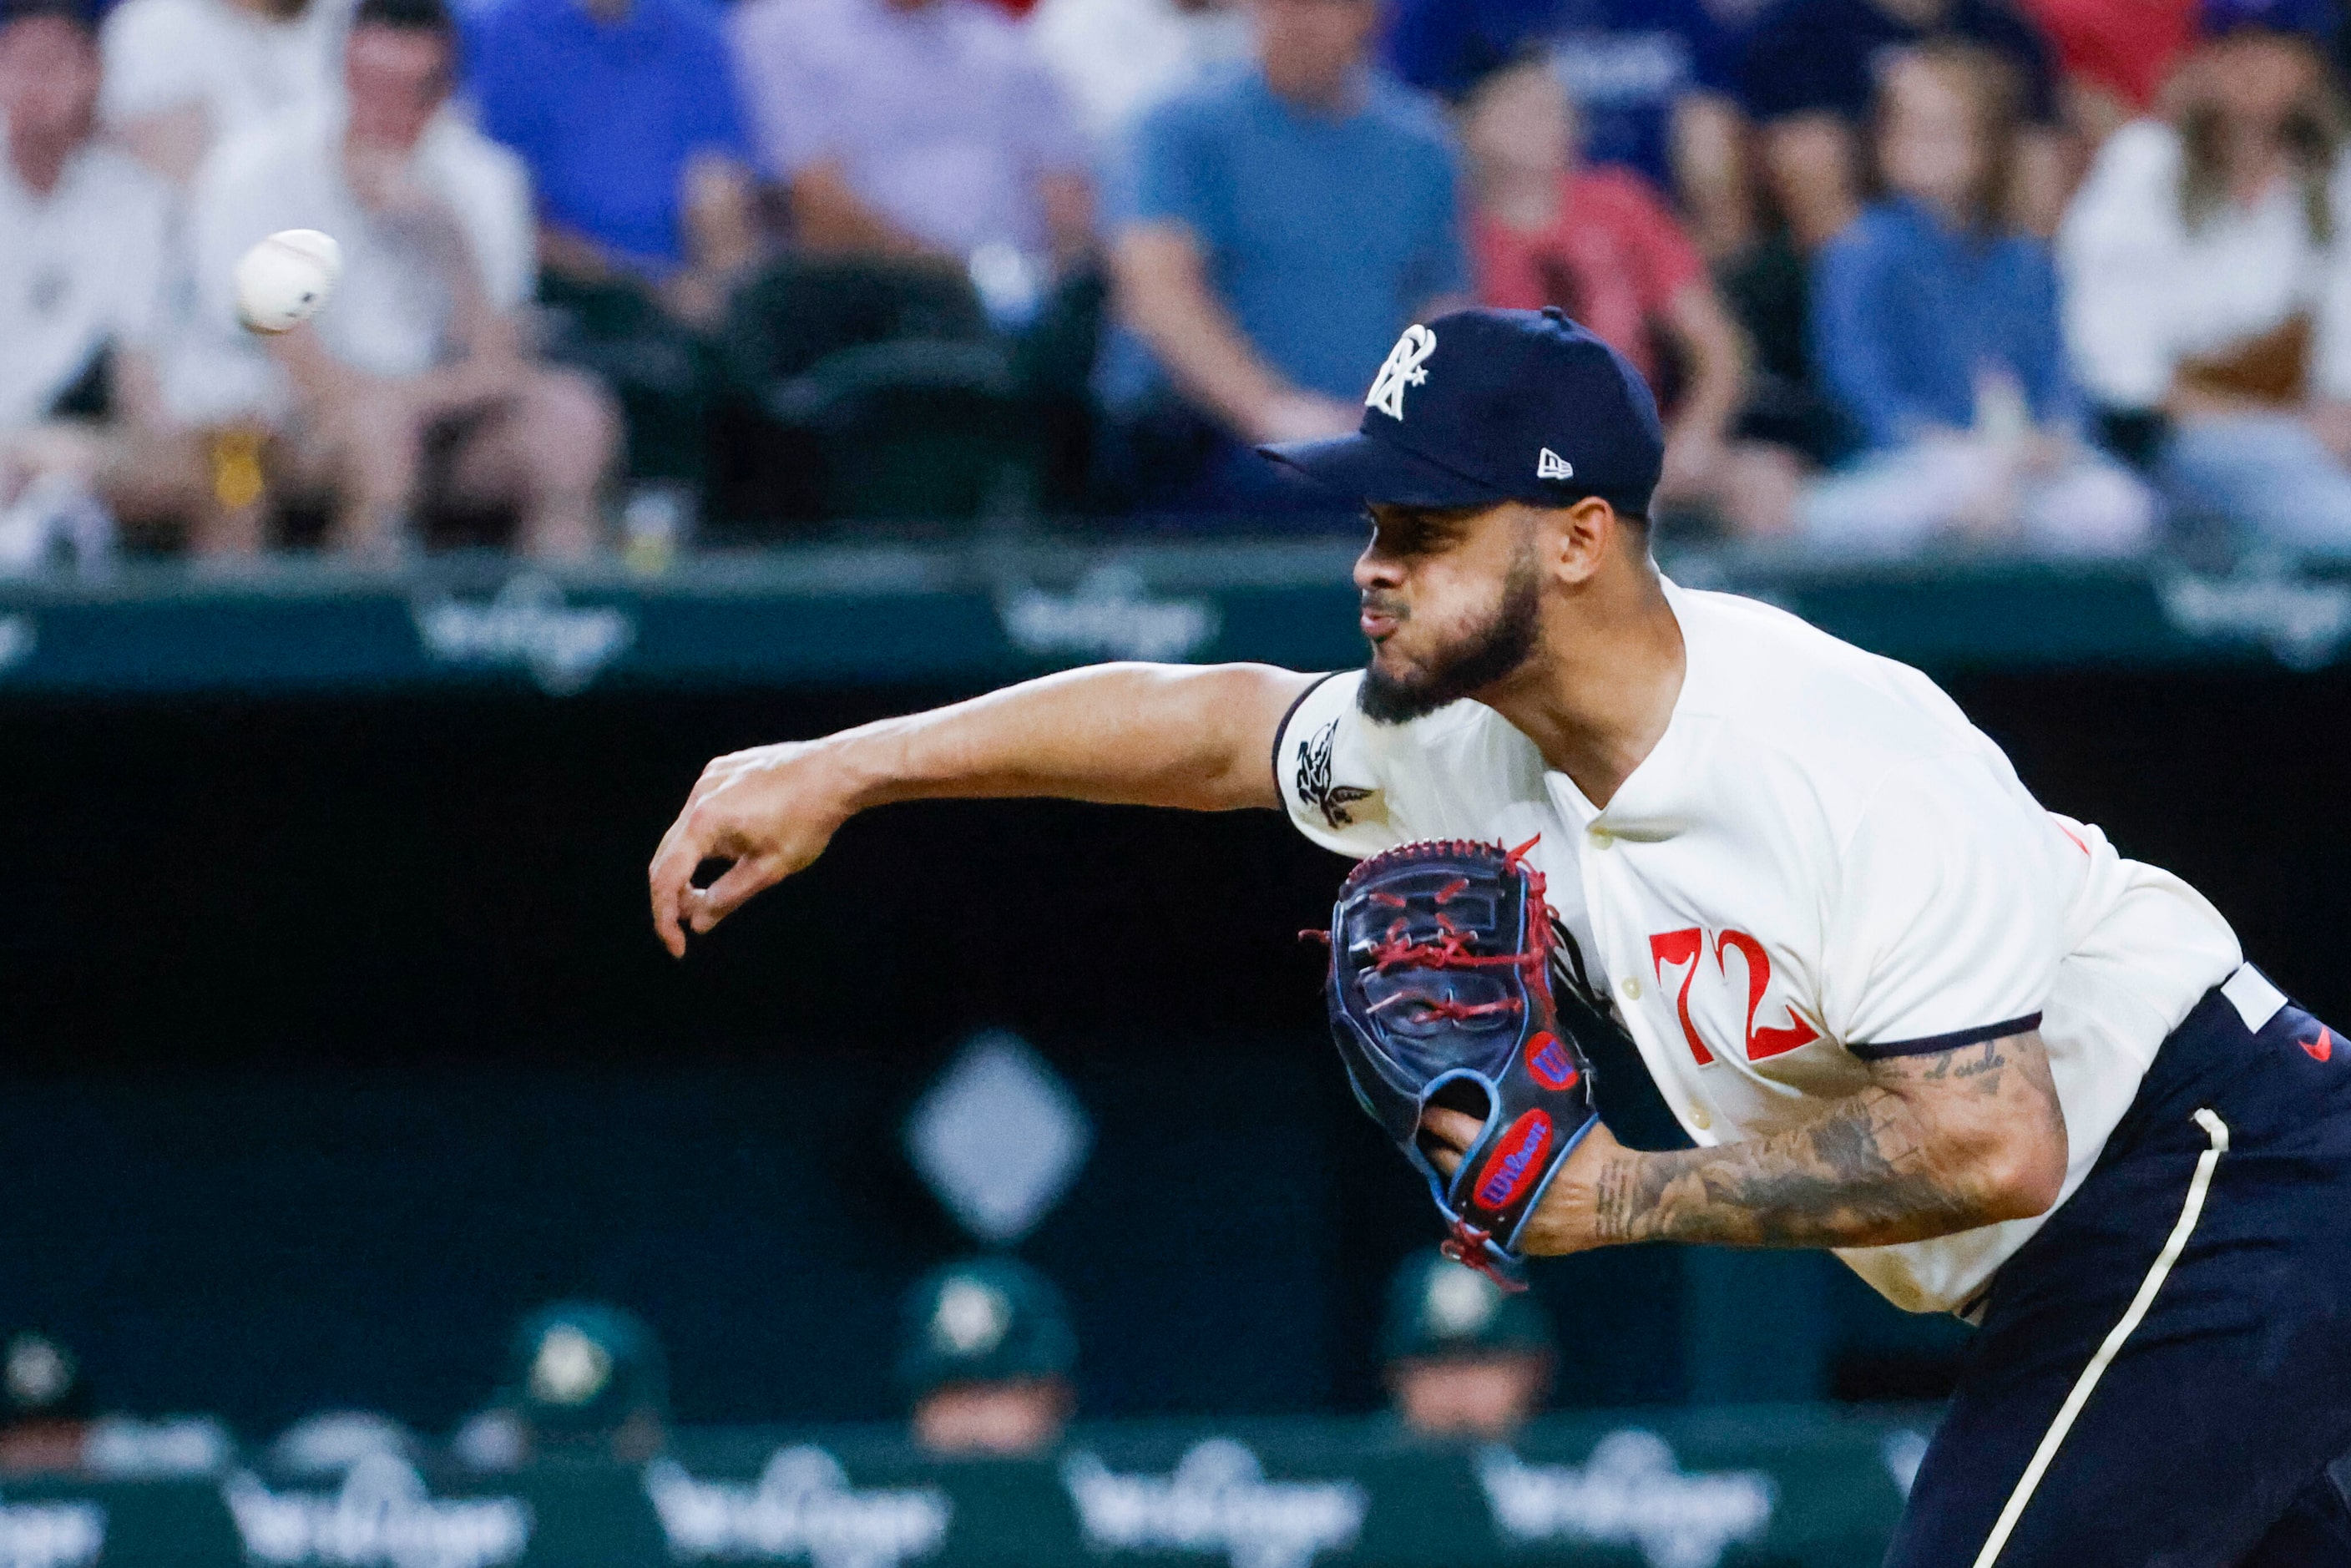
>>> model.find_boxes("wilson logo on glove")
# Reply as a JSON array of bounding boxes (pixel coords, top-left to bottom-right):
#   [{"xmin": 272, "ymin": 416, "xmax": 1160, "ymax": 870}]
[
  {"xmin": 1316, "ymin": 837, "xmax": 1619, "ymax": 1291},
  {"xmin": 1527, "ymin": 1033, "xmax": 1580, "ymax": 1091},
  {"xmin": 1475, "ymin": 1111, "xmax": 1555, "ymax": 1209}
]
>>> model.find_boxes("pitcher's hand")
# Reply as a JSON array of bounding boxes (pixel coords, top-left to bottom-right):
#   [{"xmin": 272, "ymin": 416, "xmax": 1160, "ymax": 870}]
[
  {"xmin": 649, "ymin": 741, "xmax": 852, "ymax": 958},
  {"xmin": 1420, "ymin": 1104, "xmax": 1622, "ymax": 1257}
]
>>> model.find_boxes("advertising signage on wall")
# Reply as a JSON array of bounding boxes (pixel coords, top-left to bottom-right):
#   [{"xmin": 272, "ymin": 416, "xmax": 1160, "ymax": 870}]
[
  {"xmin": 1, "ymin": 546, "xmax": 2348, "ymax": 698},
  {"xmin": 0, "ymin": 1409, "xmax": 1925, "ymax": 1568}
]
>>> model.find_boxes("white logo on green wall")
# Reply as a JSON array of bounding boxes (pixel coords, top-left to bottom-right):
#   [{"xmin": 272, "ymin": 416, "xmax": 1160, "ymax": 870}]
[
  {"xmin": 224, "ymin": 1455, "xmax": 531, "ymax": 1568},
  {"xmin": 0, "ymin": 1493, "xmax": 103, "ymax": 1568},
  {"xmin": 1478, "ymin": 1431, "xmax": 1774, "ymax": 1568},
  {"xmin": 646, "ymin": 1448, "xmax": 951, "ymax": 1568},
  {"xmin": 1062, "ymin": 1439, "xmax": 1366, "ymax": 1568}
]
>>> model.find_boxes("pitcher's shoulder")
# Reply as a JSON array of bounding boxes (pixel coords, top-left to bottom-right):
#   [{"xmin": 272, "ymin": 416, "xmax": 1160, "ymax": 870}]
[{"xmin": 1669, "ymin": 584, "xmax": 1992, "ymax": 771}]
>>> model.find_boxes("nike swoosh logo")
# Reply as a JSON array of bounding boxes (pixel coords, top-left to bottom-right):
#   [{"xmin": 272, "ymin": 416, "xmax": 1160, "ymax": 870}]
[{"xmin": 2305, "ymin": 1027, "xmax": 2333, "ymax": 1063}]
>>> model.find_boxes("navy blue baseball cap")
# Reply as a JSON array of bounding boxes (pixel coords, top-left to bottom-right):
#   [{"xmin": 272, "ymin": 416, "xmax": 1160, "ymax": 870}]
[{"xmin": 1259, "ymin": 307, "xmax": 1666, "ymax": 518}]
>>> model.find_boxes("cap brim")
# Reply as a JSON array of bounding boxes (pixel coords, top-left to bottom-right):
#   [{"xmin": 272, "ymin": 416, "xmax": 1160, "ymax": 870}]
[{"xmin": 1257, "ymin": 430, "xmax": 1510, "ymax": 508}]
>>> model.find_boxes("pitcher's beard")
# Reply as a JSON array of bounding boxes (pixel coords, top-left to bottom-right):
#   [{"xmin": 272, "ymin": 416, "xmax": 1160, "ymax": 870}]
[{"xmin": 1358, "ymin": 557, "xmax": 1541, "ymax": 725}]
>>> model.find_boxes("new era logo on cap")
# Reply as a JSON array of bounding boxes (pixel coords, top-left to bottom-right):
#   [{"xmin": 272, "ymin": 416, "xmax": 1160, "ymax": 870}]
[{"xmin": 1537, "ymin": 448, "xmax": 1573, "ymax": 480}]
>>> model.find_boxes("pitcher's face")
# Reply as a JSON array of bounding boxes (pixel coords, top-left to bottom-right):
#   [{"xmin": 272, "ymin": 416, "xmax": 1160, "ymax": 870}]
[{"xmin": 1354, "ymin": 504, "xmax": 1545, "ymax": 724}]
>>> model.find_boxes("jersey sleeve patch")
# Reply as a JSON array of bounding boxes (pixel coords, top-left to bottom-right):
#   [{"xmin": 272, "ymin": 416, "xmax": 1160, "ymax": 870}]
[
  {"xmin": 1272, "ymin": 671, "xmax": 1397, "ymax": 857},
  {"xmin": 1846, "ymin": 1014, "xmax": 2044, "ymax": 1061},
  {"xmin": 1269, "ymin": 670, "xmax": 1345, "ymax": 809}
]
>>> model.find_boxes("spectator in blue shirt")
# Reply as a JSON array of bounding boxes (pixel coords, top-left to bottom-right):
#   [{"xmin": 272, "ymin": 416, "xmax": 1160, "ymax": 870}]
[
  {"xmin": 469, "ymin": 0, "xmax": 757, "ymax": 326},
  {"xmin": 1802, "ymin": 42, "xmax": 2153, "ymax": 554},
  {"xmin": 1104, "ymin": 0, "xmax": 1470, "ymax": 516},
  {"xmin": 1738, "ymin": 0, "xmax": 2066, "ymax": 248},
  {"xmin": 1385, "ymin": 0, "xmax": 1760, "ymax": 259}
]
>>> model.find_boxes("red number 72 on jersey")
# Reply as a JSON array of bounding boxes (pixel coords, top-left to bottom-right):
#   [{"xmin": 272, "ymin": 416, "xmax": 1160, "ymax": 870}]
[{"xmin": 1646, "ymin": 928, "xmax": 1822, "ymax": 1066}]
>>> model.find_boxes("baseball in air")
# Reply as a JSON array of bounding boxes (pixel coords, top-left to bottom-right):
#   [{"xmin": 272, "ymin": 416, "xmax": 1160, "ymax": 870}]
[{"xmin": 234, "ymin": 229, "xmax": 342, "ymax": 335}]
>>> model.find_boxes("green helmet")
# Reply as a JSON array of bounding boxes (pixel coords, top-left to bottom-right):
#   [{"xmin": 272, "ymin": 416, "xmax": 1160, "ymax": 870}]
[
  {"xmin": 897, "ymin": 1259, "xmax": 1077, "ymax": 1399},
  {"xmin": 1380, "ymin": 1251, "xmax": 1556, "ymax": 1364},
  {"xmin": 503, "ymin": 1302, "xmax": 668, "ymax": 1436}
]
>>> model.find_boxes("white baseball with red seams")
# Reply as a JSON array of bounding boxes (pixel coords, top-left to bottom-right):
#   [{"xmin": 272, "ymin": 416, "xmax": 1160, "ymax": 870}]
[{"xmin": 1277, "ymin": 578, "xmax": 2242, "ymax": 1314}]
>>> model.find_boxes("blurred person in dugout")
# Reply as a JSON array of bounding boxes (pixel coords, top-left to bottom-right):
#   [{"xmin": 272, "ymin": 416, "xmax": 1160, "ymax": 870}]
[
  {"xmin": 727, "ymin": 0, "xmax": 1093, "ymax": 276},
  {"xmin": 1460, "ymin": 54, "xmax": 1802, "ymax": 536},
  {"xmin": 0, "ymin": 0, "xmax": 210, "ymax": 568},
  {"xmin": 98, "ymin": 0, "xmax": 340, "ymax": 186},
  {"xmin": 0, "ymin": 1333, "xmax": 91, "ymax": 1474},
  {"xmin": 1381, "ymin": 1252, "xmax": 1555, "ymax": 1442},
  {"xmin": 180, "ymin": 0, "xmax": 619, "ymax": 558},
  {"xmin": 2059, "ymin": 0, "xmax": 2351, "ymax": 554},
  {"xmin": 1803, "ymin": 42, "xmax": 2156, "ymax": 554},
  {"xmin": 1101, "ymin": 0, "xmax": 1470, "ymax": 515},
  {"xmin": 900, "ymin": 1259, "xmax": 1077, "ymax": 1458},
  {"xmin": 454, "ymin": 1302, "xmax": 670, "ymax": 1469}
]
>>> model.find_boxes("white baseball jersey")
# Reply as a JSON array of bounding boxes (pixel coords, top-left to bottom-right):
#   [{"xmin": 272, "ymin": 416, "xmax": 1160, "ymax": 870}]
[
  {"xmin": 1276, "ymin": 579, "xmax": 2242, "ymax": 1314},
  {"xmin": 0, "ymin": 128, "xmax": 172, "ymax": 430}
]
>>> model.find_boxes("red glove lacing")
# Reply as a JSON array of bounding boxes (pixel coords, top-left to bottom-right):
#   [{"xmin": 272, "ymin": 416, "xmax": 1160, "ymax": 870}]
[
  {"xmin": 1359, "ymin": 838, "xmax": 1550, "ymax": 1024},
  {"xmin": 1440, "ymin": 1218, "xmax": 1529, "ymax": 1292}
]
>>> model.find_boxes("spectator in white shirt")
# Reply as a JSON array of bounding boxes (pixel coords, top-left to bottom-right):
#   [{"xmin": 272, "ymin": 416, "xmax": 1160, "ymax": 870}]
[
  {"xmin": 1028, "ymin": 0, "xmax": 1248, "ymax": 145},
  {"xmin": 1, "ymin": 0, "xmax": 207, "ymax": 562},
  {"xmin": 99, "ymin": 0, "xmax": 344, "ymax": 185},
  {"xmin": 185, "ymin": 0, "xmax": 618, "ymax": 557},
  {"xmin": 2058, "ymin": 0, "xmax": 2351, "ymax": 553}
]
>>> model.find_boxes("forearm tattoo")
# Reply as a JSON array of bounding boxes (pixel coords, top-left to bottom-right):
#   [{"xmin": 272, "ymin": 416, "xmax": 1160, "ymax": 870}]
[{"xmin": 1592, "ymin": 1036, "xmax": 2062, "ymax": 1249}]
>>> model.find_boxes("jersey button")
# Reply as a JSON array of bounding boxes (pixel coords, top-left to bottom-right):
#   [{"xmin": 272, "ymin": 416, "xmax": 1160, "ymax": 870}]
[
  {"xmin": 1618, "ymin": 976, "xmax": 1642, "ymax": 1002},
  {"xmin": 1589, "ymin": 828, "xmax": 1615, "ymax": 850},
  {"xmin": 1688, "ymin": 1104, "xmax": 1713, "ymax": 1131}
]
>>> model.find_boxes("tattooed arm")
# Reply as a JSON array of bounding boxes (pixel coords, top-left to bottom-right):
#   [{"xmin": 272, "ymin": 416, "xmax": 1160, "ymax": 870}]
[{"xmin": 1421, "ymin": 1031, "xmax": 2069, "ymax": 1252}]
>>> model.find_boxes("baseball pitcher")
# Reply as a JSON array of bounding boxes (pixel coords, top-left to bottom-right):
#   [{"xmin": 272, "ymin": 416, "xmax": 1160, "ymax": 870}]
[{"xmin": 649, "ymin": 308, "xmax": 2351, "ymax": 1565}]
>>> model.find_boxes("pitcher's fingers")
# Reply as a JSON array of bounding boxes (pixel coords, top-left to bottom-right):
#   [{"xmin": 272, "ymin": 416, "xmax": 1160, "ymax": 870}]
[
  {"xmin": 1421, "ymin": 1105, "xmax": 1482, "ymax": 1145},
  {"xmin": 685, "ymin": 853, "xmax": 779, "ymax": 934},
  {"xmin": 1418, "ymin": 1105, "xmax": 1483, "ymax": 1173},
  {"xmin": 651, "ymin": 870, "xmax": 688, "ymax": 958},
  {"xmin": 648, "ymin": 822, "xmax": 707, "ymax": 958}
]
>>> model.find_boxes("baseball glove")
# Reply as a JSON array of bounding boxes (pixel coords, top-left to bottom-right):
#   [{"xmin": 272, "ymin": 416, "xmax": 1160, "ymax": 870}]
[{"xmin": 1317, "ymin": 837, "xmax": 1603, "ymax": 1289}]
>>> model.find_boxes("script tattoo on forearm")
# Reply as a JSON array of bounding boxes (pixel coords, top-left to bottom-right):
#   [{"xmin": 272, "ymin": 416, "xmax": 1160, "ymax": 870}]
[{"xmin": 1591, "ymin": 1034, "xmax": 2062, "ymax": 1250}]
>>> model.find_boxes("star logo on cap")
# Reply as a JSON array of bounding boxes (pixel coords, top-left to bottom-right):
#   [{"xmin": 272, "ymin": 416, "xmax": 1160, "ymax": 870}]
[
  {"xmin": 1424, "ymin": 1265, "xmax": 1500, "ymax": 1338},
  {"xmin": 527, "ymin": 1326, "xmax": 612, "ymax": 1406},
  {"xmin": 4, "ymin": 1336, "xmax": 71, "ymax": 1409},
  {"xmin": 932, "ymin": 1278, "xmax": 1012, "ymax": 1357},
  {"xmin": 1365, "ymin": 326, "xmax": 1437, "ymax": 421}
]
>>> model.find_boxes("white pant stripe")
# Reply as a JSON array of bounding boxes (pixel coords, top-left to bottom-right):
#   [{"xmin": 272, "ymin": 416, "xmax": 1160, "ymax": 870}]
[{"xmin": 1969, "ymin": 1107, "xmax": 2232, "ymax": 1568}]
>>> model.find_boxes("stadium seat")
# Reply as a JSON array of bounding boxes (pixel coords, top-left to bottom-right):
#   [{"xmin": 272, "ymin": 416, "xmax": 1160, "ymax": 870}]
[
  {"xmin": 771, "ymin": 339, "xmax": 1040, "ymax": 523},
  {"xmin": 536, "ymin": 271, "xmax": 715, "ymax": 487},
  {"xmin": 714, "ymin": 258, "xmax": 1044, "ymax": 528}
]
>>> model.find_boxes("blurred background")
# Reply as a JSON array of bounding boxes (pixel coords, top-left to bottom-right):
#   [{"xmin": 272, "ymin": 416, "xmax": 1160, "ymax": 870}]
[{"xmin": 6, "ymin": 0, "xmax": 2351, "ymax": 1559}]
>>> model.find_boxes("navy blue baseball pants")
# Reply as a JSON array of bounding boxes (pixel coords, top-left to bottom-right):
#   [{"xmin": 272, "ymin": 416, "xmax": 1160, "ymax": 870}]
[{"xmin": 1889, "ymin": 969, "xmax": 2351, "ymax": 1567}]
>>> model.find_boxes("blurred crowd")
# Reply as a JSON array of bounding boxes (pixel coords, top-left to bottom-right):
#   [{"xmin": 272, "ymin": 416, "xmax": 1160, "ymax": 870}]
[
  {"xmin": 8, "ymin": 0, "xmax": 2351, "ymax": 563},
  {"xmin": 0, "ymin": 1251, "xmax": 1561, "ymax": 1469}
]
